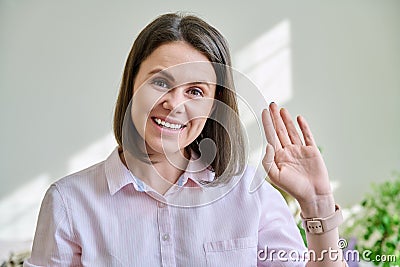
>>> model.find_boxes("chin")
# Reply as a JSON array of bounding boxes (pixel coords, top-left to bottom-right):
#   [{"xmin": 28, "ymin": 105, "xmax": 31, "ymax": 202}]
[{"xmin": 145, "ymin": 140, "xmax": 183, "ymax": 156}]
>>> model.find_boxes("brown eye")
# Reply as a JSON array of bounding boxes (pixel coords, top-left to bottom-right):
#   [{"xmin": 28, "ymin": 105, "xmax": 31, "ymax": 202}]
[{"xmin": 188, "ymin": 88, "xmax": 204, "ymax": 97}]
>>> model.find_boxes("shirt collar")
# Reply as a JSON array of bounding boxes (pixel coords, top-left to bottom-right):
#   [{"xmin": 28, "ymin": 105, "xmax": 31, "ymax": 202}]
[
  {"xmin": 180, "ymin": 152, "xmax": 215, "ymax": 188},
  {"xmin": 104, "ymin": 148, "xmax": 136, "ymax": 196},
  {"xmin": 105, "ymin": 147, "xmax": 215, "ymax": 196}
]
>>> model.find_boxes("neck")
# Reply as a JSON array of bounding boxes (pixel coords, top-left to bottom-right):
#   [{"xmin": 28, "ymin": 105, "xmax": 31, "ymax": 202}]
[{"xmin": 119, "ymin": 148, "xmax": 189, "ymax": 195}]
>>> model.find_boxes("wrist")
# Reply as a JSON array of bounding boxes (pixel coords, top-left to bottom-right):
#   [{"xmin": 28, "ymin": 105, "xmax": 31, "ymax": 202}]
[
  {"xmin": 301, "ymin": 204, "xmax": 343, "ymax": 235},
  {"xmin": 299, "ymin": 194, "xmax": 335, "ymax": 218}
]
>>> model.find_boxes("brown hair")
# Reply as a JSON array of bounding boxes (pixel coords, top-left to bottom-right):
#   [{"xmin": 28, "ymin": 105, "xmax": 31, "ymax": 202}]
[{"xmin": 113, "ymin": 12, "xmax": 246, "ymax": 185}]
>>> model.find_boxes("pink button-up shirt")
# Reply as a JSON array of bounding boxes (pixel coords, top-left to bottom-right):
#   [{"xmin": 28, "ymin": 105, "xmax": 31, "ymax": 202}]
[{"xmin": 25, "ymin": 148, "xmax": 306, "ymax": 266}]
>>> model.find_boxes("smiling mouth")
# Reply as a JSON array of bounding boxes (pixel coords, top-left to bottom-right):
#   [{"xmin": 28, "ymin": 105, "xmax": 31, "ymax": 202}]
[{"xmin": 152, "ymin": 117, "xmax": 186, "ymax": 130}]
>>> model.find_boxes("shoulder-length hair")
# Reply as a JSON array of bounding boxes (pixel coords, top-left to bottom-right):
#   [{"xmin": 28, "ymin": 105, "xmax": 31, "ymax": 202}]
[{"xmin": 113, "ymin": 13, "xmax": 246, "ymax": 185}]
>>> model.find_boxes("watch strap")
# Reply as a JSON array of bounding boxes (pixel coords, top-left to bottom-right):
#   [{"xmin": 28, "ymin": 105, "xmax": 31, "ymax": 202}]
[{"xmin": 300, "ymin": 204, "xmax": 343, "ymax": 234}]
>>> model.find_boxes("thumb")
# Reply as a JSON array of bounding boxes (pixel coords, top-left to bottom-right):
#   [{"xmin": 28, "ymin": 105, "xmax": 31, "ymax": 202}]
[{"xmin": 263, "ymin": 143, "xmax": 279, "ymax": 181}]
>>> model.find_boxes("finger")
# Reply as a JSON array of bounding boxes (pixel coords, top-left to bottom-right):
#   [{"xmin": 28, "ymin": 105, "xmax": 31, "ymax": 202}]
[
  {"xmin": 297, "ymin": 115, "xmax": 317, "ymax": 147},
  {"xmin": 262, "ymin": 143, "xmax": 279, "ymax": 181},
  {"xmin": 262, "ymin": 109, "xmax": 282, "ymax": 150},
  {"xmin": 280, "ymin": 108, "xmax": 303, "ymax": 145},
  {"xmin": 270, "ymin": 102, "xmax": 292, "ymax": 147}
]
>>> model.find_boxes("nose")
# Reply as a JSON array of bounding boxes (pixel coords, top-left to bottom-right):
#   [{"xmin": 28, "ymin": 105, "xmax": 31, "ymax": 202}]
[{"xmin": 161, "ymin": 88, "xmax": 186, "ymax": 114}]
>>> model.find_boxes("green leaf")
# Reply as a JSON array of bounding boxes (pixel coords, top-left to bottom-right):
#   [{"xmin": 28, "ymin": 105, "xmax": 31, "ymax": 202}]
[
  {"xmin": 361, "ymin": 199, "xmax": 367, "ymax": 207},
  {"xmin": 385, "ymin": 241, "xmax": 396, "ymax": 249},
  {"xmin": 342, "ymin": 172, "xmax": 400, "ymax": 265}
]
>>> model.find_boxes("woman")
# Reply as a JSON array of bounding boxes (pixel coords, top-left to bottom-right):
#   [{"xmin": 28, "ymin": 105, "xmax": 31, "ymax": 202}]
[{"xmin": 25, "ymin": 13, "xmax": 345, "ymax": 266}]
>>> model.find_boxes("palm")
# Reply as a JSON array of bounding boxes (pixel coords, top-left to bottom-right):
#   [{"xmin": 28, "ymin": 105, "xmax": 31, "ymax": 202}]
[
  {"xmin": 262, "ymin": 103, "xmax": 332, "ymax": 204},
  {"xmin": 274, "ymin": 145, "xmax": 330, "ymax": 202}
]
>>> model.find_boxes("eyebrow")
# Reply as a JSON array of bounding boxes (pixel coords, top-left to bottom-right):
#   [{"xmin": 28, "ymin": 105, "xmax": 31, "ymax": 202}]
[{"xmin": 148, "ymin": 68, "xmax": 175, "ymax": 83}]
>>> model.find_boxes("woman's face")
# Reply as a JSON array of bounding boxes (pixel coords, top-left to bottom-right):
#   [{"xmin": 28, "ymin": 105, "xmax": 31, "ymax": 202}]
[{"xmin": 131, "ymin": 41, "xmax": 217, "ymax": 156}]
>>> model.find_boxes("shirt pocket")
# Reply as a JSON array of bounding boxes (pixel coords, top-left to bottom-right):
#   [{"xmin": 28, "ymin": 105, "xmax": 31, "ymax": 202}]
[{"xmin": 203, "ymin": 236, "xmax": 258, "ymax": 267}]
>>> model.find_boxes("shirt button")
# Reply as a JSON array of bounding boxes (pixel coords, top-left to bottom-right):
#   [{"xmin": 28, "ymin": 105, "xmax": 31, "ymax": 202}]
[
  {"xmin": 162, "ymin": 233, "xmax": 170, "ymax": 241},
  {"xmin": 158, "ymin": 202, "xmax": 166, "ymax": 208}
]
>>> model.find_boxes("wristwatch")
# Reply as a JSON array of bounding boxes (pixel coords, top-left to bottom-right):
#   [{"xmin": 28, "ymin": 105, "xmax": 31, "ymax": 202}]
[{"xmin": 300, "ymin": 204, "xmax": 343, "ymax": 234}]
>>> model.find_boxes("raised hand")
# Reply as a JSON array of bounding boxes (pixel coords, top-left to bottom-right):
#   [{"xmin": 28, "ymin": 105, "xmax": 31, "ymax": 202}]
[{"xmin": 262, "ymin": 103, "xmax": 334, "ymax": 214}]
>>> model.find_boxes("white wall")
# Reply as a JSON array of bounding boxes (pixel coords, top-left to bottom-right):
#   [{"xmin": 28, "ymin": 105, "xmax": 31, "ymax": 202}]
[{"xmin": 1, "ymin": 0, "xmax": 399, "ymax": 245}]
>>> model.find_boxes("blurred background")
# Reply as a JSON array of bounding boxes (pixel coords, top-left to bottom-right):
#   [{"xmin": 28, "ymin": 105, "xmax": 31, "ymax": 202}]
[{"xmin": 1, "ymin": 0, "xmax": 399, "ymax": 261}]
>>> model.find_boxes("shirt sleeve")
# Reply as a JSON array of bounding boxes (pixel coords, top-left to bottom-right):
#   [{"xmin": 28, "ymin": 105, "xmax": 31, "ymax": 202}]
[
  {"xmin": 256, "ymin": 181, "xmax": 307, "ymax": 267},
  {"xmin": 24, "ymin": 185, "xmax": 81, "ymax": 267}
]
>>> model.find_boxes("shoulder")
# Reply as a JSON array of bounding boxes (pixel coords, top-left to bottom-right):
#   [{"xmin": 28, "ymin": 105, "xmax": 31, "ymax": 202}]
[
  {"xmin": 236, "ymin": 165, "xmax": 284, "ymax": 201},
  {"xmin": 49, "ymin": 160, "xmax": 108, "ymax": 207},
  {"xmin": 55, "ymin": 160, "xmax": 106, "ymax": 189},
  {"xmin": 224, "ymin": 166, "xmax": 289, "ymax": 216}
]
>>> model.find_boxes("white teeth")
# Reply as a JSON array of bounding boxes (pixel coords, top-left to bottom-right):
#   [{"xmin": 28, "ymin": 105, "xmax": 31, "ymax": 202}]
[{"xmin": 154, "ymin": 118, "xmax": 183, "ymax": 130}]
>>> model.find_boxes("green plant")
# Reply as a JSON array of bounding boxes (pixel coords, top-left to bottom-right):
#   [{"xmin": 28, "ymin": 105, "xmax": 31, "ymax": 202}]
[
  {"xmin": 344, "ymin": 172, "xmax": 400, "ymax": 267},
  {"xmin": 1, "ymin": 251, "xmax": 30, "ymax": 267}
]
